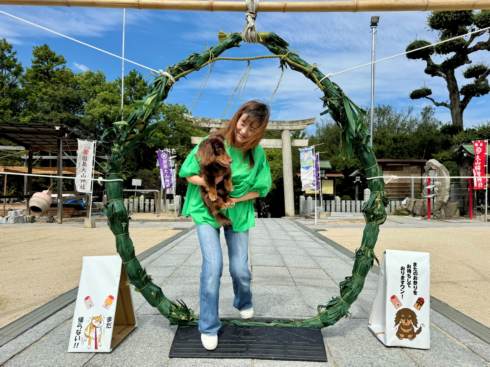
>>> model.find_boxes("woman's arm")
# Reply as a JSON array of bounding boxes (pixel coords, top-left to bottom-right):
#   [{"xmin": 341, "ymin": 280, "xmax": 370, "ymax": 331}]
[
  {"xmin": 223, "ymin": 192, "xmax": 259, "ymax": 208},
  {"xmin": 186, "ymin": 175, "xmax": 224, "ymax": 187},
  {"xmin": 186, "ymin": 175, "xmax": 207, "ymax": 187},
  {"xmin": 233, "ymin": 192, "xmax": 259, "ymax": 202}
]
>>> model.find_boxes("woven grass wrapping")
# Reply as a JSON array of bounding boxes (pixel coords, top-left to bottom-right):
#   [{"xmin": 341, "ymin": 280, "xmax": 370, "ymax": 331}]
[{"xmin": 105, "ymin": 32, "xmax": 388, "ymax": 328}]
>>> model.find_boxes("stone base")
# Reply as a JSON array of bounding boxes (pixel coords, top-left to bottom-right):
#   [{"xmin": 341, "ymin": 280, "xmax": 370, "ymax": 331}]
[{"xmin": 84, "ymin": 217, "xmax": 96, "ymax": 228}]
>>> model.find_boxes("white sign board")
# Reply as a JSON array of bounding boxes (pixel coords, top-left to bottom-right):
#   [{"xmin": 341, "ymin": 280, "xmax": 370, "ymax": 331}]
[
  {"xmin": 131, "ymin": 179, "xmax": 142, "ymax": 187},
  {"xmin": 368, "ymin": 250, "xmax": 430, "ymax": 349},
  {"xmin": 75, "ymin": 139, "xmax": 95, "ymax": 193},
  {"xmin": 68, "ymin": 256, "xmax": 136, "ymax": 353}
]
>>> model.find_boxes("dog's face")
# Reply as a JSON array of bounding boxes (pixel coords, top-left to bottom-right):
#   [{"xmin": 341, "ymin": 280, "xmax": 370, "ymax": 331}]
[
  {"xmin": 198, "ymin": 134, "xmax": 232, "ymax": 168},
  {"xmin": 395, "ymin": 308, "xmax": 418, "ymax": 328}
]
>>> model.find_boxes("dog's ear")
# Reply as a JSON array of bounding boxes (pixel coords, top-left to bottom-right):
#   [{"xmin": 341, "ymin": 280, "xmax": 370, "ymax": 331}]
[{"xmin": 198, "ymin": 139, "xmax": 215, "ymax": 166}]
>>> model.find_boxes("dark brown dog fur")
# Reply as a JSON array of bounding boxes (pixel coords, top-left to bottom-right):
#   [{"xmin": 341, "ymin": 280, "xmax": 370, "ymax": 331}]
[{"xmin": 197, "ymin": 133, "xmax": 233, "ymax": 227}]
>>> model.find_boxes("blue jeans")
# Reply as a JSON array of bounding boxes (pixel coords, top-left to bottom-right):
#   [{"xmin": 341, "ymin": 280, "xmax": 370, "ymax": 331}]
[{"xmin": 196, "ymin": 224, "xmax": 252, "ymax": 335}]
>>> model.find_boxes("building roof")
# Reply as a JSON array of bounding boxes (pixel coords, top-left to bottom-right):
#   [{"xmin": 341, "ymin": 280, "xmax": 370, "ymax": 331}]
[
  {"xmin": 319, "ymin": 160, "xmax": 332, "ymax": 170},
  {"xmin": 460, "ymin": 143, "xmax": 490, "ymax": 157},
  {"xmin": 0, "ymin": 123, "xmax": 79, "ymax": 152}
]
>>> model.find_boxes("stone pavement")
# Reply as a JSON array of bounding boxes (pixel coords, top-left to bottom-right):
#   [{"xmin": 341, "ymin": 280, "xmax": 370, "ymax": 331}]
[{"xmin": 1, "ymin": 219, "xmax": 489, "ymax": 366}]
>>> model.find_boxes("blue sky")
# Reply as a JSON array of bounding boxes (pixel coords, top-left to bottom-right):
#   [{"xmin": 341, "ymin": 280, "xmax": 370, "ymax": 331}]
[{"xmin": 0, "ymin": 5, "xmax": 489, "ymax": 132}]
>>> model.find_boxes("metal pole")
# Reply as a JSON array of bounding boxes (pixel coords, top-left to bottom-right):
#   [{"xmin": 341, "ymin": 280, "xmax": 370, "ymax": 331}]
[
  {"xmin": 3, "ymin": 174, "xmax": 7, "ymax": 216},
  {"xmin": 87, "ymin": 142, "xmax": 96, "ymax": 225},
  {"xmin": 320, "ymin": 175, "xmax": 323, "ymax": 210},
  {"xmin": 120, "ymin": 8, "xmax": 126, "ymax": 117},
  {"xmin": 411, "ymin": 176, "xmax": 415, "ymax": 200},
  {"xmin": 427, "ymin": 177, "xmax": 431, "ymax": 221},
  {"xmin": 56, "ymin": 132, "xmax": 63, "ymax": 224},
  {"xmin": 369, "ymin": 16, "xmax": 379, "ymax": 147},
  {"xmin": 314, "ymin": 187, "xmax": 318, "ymax": 225}
]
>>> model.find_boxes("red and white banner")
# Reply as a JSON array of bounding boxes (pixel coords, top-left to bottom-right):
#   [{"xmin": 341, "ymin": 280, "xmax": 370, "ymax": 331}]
[
  {"xmin": 473, "ymin": 140, "xmax": 487, "ymax": 190},
  {"xmin": 75, "ymin": 139, "xmax": 95, "ymax": 193}
]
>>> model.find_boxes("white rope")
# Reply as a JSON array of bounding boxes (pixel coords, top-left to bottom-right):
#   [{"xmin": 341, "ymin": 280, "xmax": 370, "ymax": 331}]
[
  {"xmin": 222, "ymin": 61, "xmax": 252, "ymax": 117},
  {"xmin": 269, "ymin": 66, "xmax": 284, "ymax": 104},
  {"xmin": 367, "ymin": 175, "xmax": 482, "ymax": 180},
  {"xmin": 191, "ymin": 62, "xmax": 215, "ymax": 112},
  {"xmin": 242, "ymin": 0, "xmax": 259, "ymax": 43},
  {"xmin": 155, "ymin": 70, "xmax": 176, "ymax": 84},
  {"xmin": 120, "ymin": 8, "xmax": 127, "ymax": 118},
  {"xmin": 319, "ymin": 26, "xmax": 490, "ymax": 82},
  {"xmin": 0, "ymin": 10, "xmax": 159, "ymax": 74},
  {"xmin": 0, "ymin": 172, "xmax": 123, "ymax": 182}
]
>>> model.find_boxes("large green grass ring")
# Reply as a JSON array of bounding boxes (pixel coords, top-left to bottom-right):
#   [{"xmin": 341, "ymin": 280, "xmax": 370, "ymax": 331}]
[{"xmin": 105, "ymin": 32, "xmax": 388, "ymax": 329}]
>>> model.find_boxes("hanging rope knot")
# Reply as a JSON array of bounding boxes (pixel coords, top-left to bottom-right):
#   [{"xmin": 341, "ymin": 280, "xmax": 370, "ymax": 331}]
[
  {"xmin": 242, "ymin": 0, "xmax": 259, "ymax": 43},
  {"xmin": 158, "ymin": 69, "xmax": 176, "ymax": 84},
  {"xmin": 280, "ymin": 52, "xmax": 290, "ymax": 61}
]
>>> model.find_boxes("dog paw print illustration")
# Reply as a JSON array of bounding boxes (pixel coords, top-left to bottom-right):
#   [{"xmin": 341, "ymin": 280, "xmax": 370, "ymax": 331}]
[{"xmin": 390, "ymin": 295, "xmax": 424, "ymax": 340}]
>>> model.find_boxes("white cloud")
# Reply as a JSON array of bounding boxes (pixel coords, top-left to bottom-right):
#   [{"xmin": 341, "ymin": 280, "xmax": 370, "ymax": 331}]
[
  {"xmin": 0, "ymin": 6, "xmax": 152, "ymax": 44},
  {"xmin": 0, "ymin": 6, "xmax": 487, "ymax": 126},
  {"xmin": 73, "ymin": 62, "xmax": 90, "ymax": 72}
]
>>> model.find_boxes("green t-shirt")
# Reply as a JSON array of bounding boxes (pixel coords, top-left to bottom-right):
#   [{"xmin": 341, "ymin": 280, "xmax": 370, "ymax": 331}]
[{"xmin": 179, "ymin": 140, "xmax": 272, "ymax": 232}]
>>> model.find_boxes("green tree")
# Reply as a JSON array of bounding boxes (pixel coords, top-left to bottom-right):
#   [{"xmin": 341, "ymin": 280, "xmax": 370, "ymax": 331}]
[
  {"xmin": 21, "ymin": 44, "xmax": 82, "ymax": 126},
  {"xmin": 406, "ymin": 10, "xmax": 490, "ymax": 130},
  {"xmin": 0, "ymin": 38, "xmax": 24, "ymax": 123},
  {"xmin": 79, "ymin": 70, "xmax": 150, "ymax": 141}
]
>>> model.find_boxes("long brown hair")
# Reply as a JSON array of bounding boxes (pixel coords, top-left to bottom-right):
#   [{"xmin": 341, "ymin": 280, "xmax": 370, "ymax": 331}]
[{"xmin": 220, "ymin": 100, "xmax": 270, "ymax": 165}]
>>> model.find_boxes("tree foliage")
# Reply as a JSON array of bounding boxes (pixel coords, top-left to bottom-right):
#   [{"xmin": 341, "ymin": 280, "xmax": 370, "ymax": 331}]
[
  {"xmin": 0, "ymin": 39, "xmax": 24, "ymax": 124},
  {"xmin": 406, "ymin": 10, "xmax": 490, "ymax": 130}
]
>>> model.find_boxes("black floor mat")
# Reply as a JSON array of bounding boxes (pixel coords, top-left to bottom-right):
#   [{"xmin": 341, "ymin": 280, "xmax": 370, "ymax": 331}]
[{"xmin": 169, "ymin": 324, "xmax": 327, "ymax": 362}]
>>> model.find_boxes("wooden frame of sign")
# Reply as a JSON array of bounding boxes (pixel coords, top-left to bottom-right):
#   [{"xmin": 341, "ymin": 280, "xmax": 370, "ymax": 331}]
[{"xmin": 110, "ymin": 266, "xmax": 137, "ymax": 349}]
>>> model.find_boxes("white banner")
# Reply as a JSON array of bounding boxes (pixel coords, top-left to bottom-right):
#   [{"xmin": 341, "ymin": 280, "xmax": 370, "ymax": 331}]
[
  {"xmin": 368, "ymin": 250, "xmax": 430, "ymax": 349},
  {"xmin": 75, "ymin": 139, "xmax": 95, "ymax": 193},
  {"xmin": 300, "ymin": 147, "xmax": 316, "ymax": 191}
]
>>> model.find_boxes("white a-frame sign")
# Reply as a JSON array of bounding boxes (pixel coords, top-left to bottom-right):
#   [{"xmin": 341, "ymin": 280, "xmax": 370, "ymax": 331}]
[{"xmin": 68, "ymin": 256, "xmax": 136, "ymax": 353}]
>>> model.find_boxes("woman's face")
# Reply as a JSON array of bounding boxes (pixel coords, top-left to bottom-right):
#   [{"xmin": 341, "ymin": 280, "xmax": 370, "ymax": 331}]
[{"xmin": 235, "ymin": 113, "xmax": 259, "ymax": 144}]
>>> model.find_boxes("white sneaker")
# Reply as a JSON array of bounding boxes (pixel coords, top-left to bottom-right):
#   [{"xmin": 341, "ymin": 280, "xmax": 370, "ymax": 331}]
[
  {"xmin": 201, "ymin": 333, "xmax": 218, "ymax": 350},
  {"xmin": 239, "ymin": 307, "xmax": 254, "ymax": 319}
]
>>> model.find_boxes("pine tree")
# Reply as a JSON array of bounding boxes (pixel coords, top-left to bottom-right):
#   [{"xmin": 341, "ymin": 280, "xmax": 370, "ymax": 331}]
[
  {"xmin": 406, "ymin": 11, "xmax": 490, "ymax": 130},
  {"xmin": 0, "ymin": 38, "xmax": 24, "ymax": 123}
]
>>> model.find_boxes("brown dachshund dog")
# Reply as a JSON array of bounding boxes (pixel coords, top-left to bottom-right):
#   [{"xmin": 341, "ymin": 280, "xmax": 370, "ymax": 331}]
[
  {"xmin": 197, "ymin": 133, "xmax": 234, "ymax": 227},
  {"xmin": 394, "ymin": 308, "xmax": 422, "ymax": 340}
]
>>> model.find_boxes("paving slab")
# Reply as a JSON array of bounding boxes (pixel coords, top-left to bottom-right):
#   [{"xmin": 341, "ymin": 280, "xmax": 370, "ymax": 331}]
[{"xmin": 1, "ymin": 218, "xmax": 488, "ymax": 366}]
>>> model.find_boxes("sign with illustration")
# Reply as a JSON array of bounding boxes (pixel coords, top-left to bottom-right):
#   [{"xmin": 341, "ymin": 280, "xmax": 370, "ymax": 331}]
[
  {"xmin": 368, "ymin": 250, "xmax": 430, "ymax": 349},
  {"xmin": 68, "ymin": 256, "xmax": 136, "ymax": 353}
]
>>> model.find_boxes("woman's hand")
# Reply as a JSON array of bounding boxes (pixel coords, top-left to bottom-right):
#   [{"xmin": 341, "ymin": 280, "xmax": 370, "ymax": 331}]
[
  {"xmin": 223, "ymin": 192, "xmax": 259, "ymax": 208},
  {"xmin": 223, "ymin": 198, "xmax": 237, "ymax": 209}
]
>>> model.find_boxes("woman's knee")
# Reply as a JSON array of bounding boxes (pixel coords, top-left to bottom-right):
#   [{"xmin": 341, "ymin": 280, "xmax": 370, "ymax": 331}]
[{"xmin": 229, "ymin": 265, "xmax": 251, "ymax": 283}]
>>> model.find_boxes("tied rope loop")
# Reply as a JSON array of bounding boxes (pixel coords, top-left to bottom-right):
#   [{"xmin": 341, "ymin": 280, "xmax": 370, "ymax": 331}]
[
  {"xmin": 242, "ymin": 0, "xmax": 258, "ymax": 43},
  {"xmin": 156, "ymin": 70, "xmax": 176, "ymax": 84}
]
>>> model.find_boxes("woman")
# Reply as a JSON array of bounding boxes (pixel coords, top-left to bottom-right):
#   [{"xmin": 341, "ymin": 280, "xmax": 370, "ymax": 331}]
[{"xmin": 179, "ymin": 100, "xmax": 272, "ymax": 350}]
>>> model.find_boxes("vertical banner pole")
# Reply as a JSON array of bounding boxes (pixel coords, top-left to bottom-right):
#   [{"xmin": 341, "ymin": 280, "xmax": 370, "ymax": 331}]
[
  {"xmin": 468, "ymin": 179, "xmax": 473, "ymax": 220},
  {"xmin": 314, "ymin": 151, "xmax": 319, "ymax": 225},
  {"xmin": 427, "ymin": 177, "xmax": 431, "ymax": 221},
  {"xmin": 88, "ymin": 143, "xmax": 96, "ymax": 223}
]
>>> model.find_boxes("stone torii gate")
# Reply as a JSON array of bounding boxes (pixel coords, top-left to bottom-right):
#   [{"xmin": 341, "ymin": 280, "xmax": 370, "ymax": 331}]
[{"xmin": 190, "ymin": 116, "xmax": 314, "ymax": 216}]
